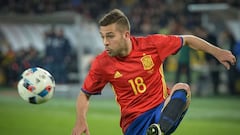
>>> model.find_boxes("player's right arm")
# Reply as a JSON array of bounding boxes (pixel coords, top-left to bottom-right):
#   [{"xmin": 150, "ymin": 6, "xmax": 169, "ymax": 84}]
[{"xmin": 72, "ymin": 91, "xmax": 91, "ymax": 135}]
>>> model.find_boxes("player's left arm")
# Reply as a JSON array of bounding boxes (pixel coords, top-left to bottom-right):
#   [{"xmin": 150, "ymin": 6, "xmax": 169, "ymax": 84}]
[{"xmin": 181, "ymin": 35, "xmax": 236, "ymax": 70}]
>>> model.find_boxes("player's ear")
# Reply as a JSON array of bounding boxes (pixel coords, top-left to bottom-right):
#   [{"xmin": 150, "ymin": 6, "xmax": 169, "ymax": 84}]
[{"xmin": 124, "ymin": 31, "xmax": 130, "ymax": 39}]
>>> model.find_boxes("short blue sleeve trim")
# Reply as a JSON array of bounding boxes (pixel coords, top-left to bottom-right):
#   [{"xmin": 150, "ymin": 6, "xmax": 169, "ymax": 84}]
[
  {"xmin": 180, "ymin": 36, "xmax": 184, "ymax": 47},
  {"xmin": 81, "ymin": 88, "xmax": 101, "ymax": 95},
  {"xmin": 173, "ymin": 36, "xmax": 184, "ymax": 55}
]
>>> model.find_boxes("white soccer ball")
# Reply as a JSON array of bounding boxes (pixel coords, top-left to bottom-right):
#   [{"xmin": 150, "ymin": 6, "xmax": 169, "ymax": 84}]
[{"xmin": 17, "ymin": 67, "xmax": 55, "ymax": 104}]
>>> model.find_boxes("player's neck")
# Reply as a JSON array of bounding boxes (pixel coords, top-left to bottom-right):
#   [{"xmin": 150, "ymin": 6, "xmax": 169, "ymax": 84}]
[{"xmin": 121, "ymin": 39, "xmax": 132, "ymax": 57}]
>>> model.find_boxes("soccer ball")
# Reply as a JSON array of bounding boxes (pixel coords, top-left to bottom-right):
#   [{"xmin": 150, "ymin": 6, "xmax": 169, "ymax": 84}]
[{"xmin": 17, "ymin": 67, "xmax": 55, "ymax": 104}]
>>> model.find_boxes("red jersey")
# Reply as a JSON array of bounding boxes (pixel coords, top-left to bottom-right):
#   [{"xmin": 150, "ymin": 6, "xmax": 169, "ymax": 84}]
[{"xmin": 81, "ymin": 34, "xmax": 183, "ymax": 132}]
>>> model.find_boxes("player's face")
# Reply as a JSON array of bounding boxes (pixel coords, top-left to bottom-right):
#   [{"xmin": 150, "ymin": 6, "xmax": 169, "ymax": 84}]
[{"xmin": 100, "ymin": 23, "xmax": 130, "ymax": 57}]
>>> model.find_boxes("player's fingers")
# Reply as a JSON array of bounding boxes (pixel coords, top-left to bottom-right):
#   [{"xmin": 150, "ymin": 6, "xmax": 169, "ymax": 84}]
[
  {"xmin": 231, "ymin": 56, "xmax": 237, "ymax": 65},
  {"xmin": 222, "ymin": 61, "xmax": 230, "ymax": 70},
  {"xmin": 229, "ymin": 51, "xmax": 236, "ymax": 65},
  {"xmin": 85, "ymin": 130, "xmax": 90, "ymax": 135},
  {"xmin": 71, "ymin": 128, "xmax": 76, "ymax": 135},
  {"xmin": 223, "ymin": 50, "xmax": 236, "ymax": 65},
  {"xmin": 71, "ymin": 130, "xmax": 80, "ymax": 135},
  {"xmin": 71, "ymin": 131, "xmax": 76, "ymax": 135}
]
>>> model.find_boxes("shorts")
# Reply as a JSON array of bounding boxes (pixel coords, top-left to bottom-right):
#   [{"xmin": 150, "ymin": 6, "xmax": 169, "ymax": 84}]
[{"xmin": 124, "ymin": 101, "xmax": 187, "ymax": 135}]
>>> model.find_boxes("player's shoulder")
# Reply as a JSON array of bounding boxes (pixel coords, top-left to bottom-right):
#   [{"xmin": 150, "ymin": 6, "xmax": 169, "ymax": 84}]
[
  {"xmin": 134, "ymin": 34, "xmax": 182, "ymax": 45},
  {"xmin": 132, "ymin": 34, "xmax": 169, "ymax": 43},
  {"xmin": 130, "ymin": 34, "xmax": 165, "ymax": 48}
]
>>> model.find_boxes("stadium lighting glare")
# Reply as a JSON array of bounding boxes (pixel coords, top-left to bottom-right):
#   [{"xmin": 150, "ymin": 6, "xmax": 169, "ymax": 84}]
[{"xmin": 188, "ymin": 3, "xmax": 230, "ymax": 12}]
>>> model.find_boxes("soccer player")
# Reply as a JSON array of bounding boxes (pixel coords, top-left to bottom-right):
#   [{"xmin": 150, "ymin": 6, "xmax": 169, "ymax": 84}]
[{"xmin": 72, "ymin": 9, "xmax": 236, "ymax": 135}]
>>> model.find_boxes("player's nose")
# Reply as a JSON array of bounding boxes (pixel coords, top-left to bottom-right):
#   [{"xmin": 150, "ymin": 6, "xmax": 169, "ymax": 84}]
[{"xmin": 103, "ymin": 38, "xmax": 109, "ymax": 46}]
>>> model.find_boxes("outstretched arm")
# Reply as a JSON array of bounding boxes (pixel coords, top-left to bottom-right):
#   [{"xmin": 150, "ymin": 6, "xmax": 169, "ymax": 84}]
[
  {"xmin": 72, "ymin": 91, "xmax": 91, "ymax": 135},
  {"xmin": 182, "ymin": 35, "xmax": 236, "ymax": 70}
]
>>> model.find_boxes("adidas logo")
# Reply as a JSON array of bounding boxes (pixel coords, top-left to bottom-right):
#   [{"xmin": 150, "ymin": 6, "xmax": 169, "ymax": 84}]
[{"xmin": 114, "ymin": 71, "xmax": 122, "ymax": 78}]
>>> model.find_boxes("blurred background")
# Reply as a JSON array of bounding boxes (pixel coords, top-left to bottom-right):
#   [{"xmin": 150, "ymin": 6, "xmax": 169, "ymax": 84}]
[
  {"xmin": 0, "ymin": 0, "xmax": 240, "ymax": 135},
  {"xmin": 0, "ymin": 0, "xmax": 240, "ymax": 97},
  {"xmin": 0, "ymin": 0, "xmax": 240, "ymax": 96}
]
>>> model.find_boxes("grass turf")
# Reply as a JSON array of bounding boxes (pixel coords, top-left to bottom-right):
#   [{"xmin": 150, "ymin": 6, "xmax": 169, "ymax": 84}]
[{"xmin": 0, "ymin": 93, "xmax": 240, "ymax": 135}]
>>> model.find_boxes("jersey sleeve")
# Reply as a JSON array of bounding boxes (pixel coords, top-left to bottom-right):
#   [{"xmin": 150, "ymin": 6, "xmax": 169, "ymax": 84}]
[
  {"xmin": 81, "ymin": 57, "xmax": 107, "ymax": 95},
  {"xmin": 150, "ymin": 34, "xmax": 183, "ymax": 61}
]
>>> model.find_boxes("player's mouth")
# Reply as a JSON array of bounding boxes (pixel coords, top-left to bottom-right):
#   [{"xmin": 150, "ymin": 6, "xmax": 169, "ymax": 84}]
[
  {"xmin": 105, "ymin": 48, "xmax": 111, "ymax": 53},
  {"xmin": 105, "ymin": 48, "xmax": 114, "ymax": 56}
]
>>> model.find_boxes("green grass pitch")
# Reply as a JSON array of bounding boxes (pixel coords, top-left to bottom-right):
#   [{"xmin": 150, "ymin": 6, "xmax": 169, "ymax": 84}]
[{"xmin": 0, "ymin": 92, "xmax": 240, "ymax": 135}]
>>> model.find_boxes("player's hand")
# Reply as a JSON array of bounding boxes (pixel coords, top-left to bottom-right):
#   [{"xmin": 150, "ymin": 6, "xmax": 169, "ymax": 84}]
[
  {"xmin": 72, "ymin": 121, "xmax": 90, "ymax": 135},
  {"xmin": 215, "ymin": 49, "xmax": 236, "ymax": 70}
]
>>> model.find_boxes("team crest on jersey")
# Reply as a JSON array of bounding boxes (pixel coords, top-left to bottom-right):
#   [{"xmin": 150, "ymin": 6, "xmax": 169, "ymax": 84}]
[{"xmin": 141, "ymin": 54, "xmax": 154, "ymax": 70}]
